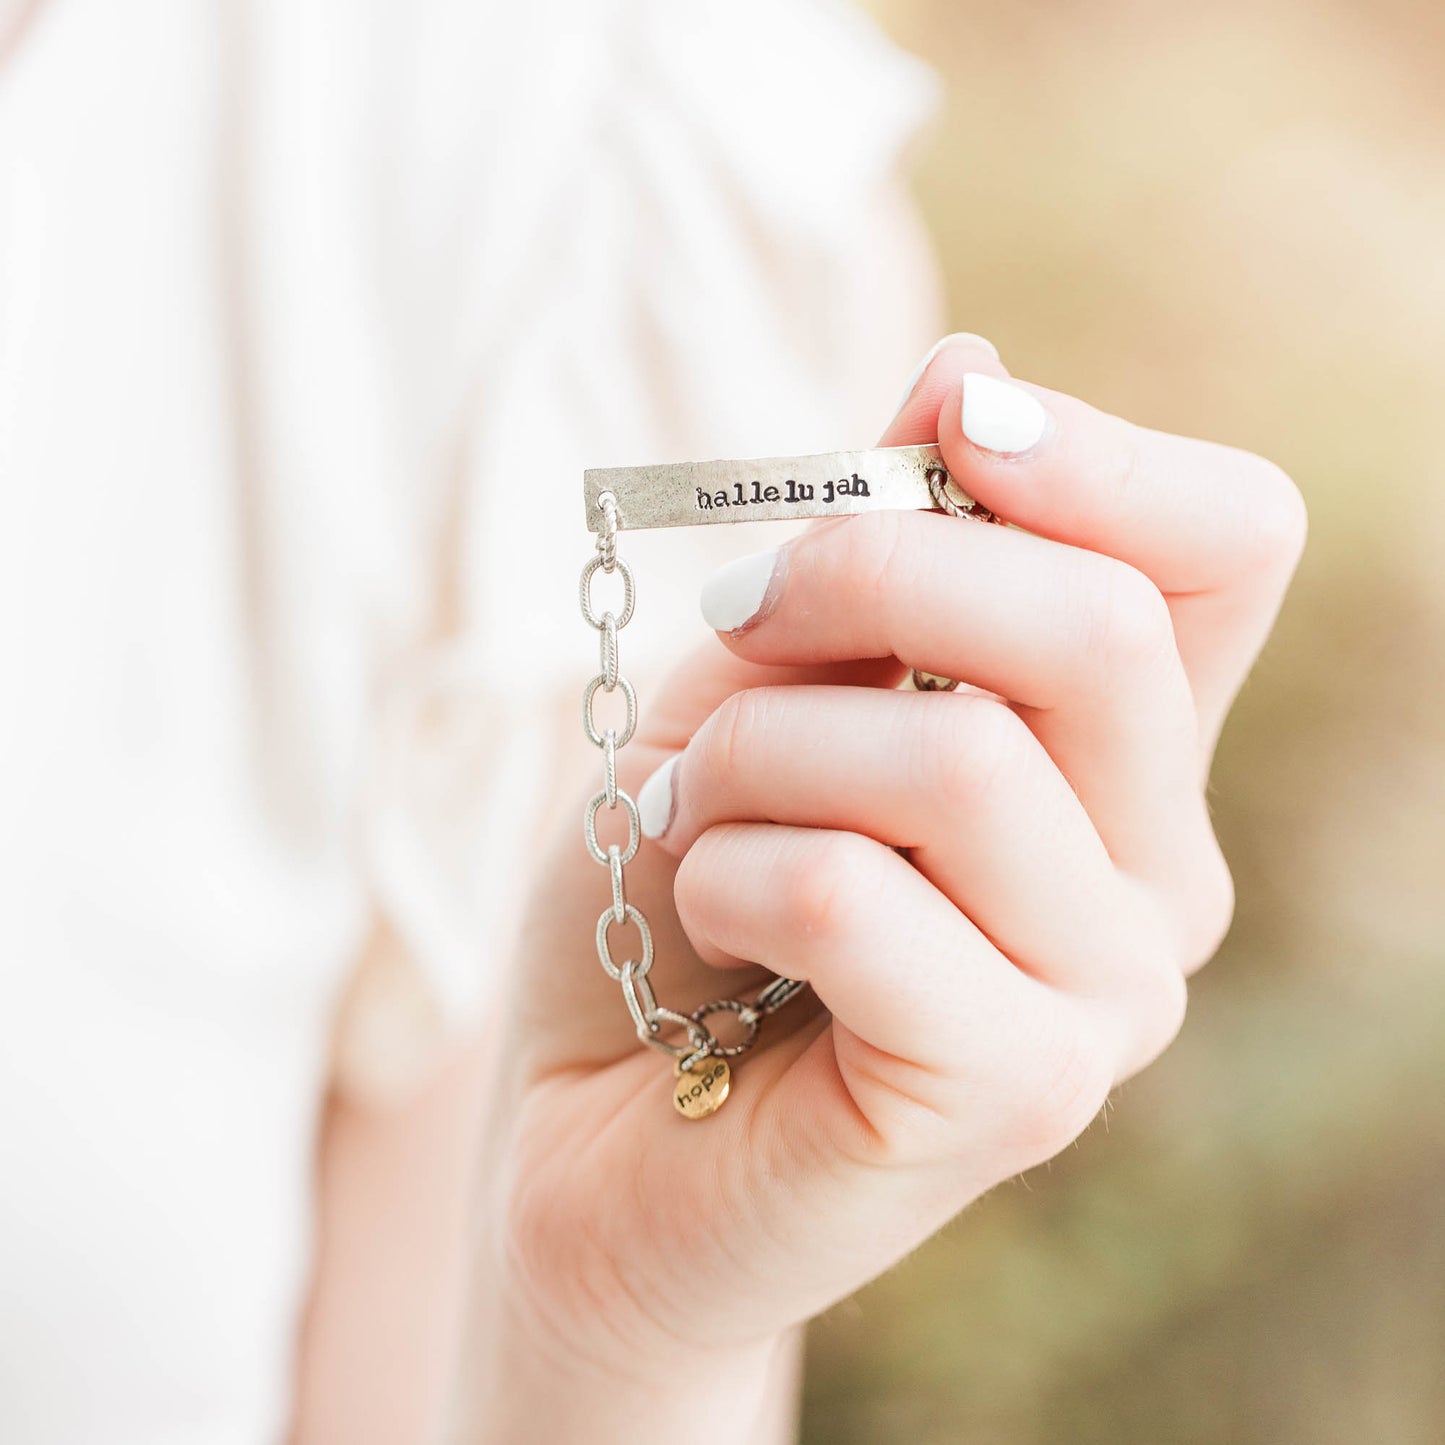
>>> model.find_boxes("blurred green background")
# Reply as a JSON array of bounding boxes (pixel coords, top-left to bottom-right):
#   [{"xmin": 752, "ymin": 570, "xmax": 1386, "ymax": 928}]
[{"xmin": 802, "ymin": 2, "xmax": 1445, "ymax": 1441}]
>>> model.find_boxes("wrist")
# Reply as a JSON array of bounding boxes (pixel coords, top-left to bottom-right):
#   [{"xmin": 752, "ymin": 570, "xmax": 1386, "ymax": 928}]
[{"xmin": 465, "ymin": 1266, "xmax": 804, "ymax": 1445}]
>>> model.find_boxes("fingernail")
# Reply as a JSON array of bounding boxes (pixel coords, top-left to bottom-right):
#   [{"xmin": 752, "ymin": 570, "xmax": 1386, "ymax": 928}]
[
  {"xmin": 638, "ymin": 754, "xmax": 680, "ymax": 839},
  {"xmin": 891, "ymin": 332, "xmax": 1000, "ymax": 420},
  {"xmin": 700, "ymin": 548, "xmax": 785, "ymax": 634},
  {"xmin": 960, "ymin": 372, "xmax": 1050, "ymax": 456}
]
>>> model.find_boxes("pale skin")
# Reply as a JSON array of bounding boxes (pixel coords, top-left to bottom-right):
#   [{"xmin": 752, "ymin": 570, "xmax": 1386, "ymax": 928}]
[{"xmin": 291, "ymin": 335, "xmax": 1306, "ymax": 1442}]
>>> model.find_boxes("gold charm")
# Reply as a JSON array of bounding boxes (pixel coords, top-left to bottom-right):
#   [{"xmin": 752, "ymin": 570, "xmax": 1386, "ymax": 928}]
[{"xmin": 673, "ymin": 1056, "xmax": 731, "ymax": 1119}]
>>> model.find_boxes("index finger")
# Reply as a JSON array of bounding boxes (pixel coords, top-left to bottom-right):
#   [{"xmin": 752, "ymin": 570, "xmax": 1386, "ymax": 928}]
[{"xmin": 890, "ymin": 350, "xmax": 1308, "ymax": 745}]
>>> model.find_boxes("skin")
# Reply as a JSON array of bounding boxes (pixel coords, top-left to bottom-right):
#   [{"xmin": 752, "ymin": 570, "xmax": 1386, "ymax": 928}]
[
  {"xmin": 1, "ymin": 3, "xmax": 1302, "ymax": 1435},
  {"xmin": 289, "ymin": 1018, "xmax": 495, "ymax": 1445},
  {"xmin": 293, "ymin": 335, "xmax": 1306, "ymax": 1441}
]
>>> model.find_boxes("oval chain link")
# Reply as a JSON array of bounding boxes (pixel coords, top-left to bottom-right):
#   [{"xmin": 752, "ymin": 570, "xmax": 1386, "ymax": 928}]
[{"xmin": 581, "ymin": 491, "xmax": 809, "ymax": 1068}]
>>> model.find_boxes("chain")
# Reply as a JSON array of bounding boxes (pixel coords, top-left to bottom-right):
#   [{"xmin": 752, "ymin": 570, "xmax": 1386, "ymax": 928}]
[{"xmin": 580, "ymin": 491, "xmax": 810, "ymax": 1084}]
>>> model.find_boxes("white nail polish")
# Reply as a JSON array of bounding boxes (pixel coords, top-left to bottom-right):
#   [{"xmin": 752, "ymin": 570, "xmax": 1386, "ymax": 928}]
[
  {"xmin": 700, "ymin": 549, "xmax": 781, "ymax": 633},
  {"xmin": 891, "ymin": 333, "xmax": 1000, "ymax": 418},
  {"xmin": 960, "ymin": 372, "xmax": 1049, "ymax": 456},
  {"xmin": 638, "ymin": 754, "xmax": 680, "ymax": 840}
]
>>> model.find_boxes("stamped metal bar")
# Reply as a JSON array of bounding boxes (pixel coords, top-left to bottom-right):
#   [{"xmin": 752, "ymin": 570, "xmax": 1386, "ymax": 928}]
[{"xmin": 583, "ymin": 443, "xmax": 977, "ymax": 532}]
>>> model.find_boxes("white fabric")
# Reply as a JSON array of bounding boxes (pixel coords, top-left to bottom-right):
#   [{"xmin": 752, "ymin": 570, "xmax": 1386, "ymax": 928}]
[{"xmin": 0, "ymin": 0, "xmax": 941, "ymax": 1439}]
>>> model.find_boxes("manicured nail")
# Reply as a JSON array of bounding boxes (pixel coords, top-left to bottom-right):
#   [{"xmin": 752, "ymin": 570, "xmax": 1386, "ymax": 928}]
[
  {"xmin": 700, "ymin": 548, "xmax": 785, "ymax": 634},
  {"xmin": 638, "ymin": 754, "xmax": 680, "ymax": 839},
  {"xmin": 960, "ymin": 372, "xmax": 1050, "ymax": 456},
  {"xmin": 891, "ymin": 332, "xmax": 1000, "ymax": 420}
]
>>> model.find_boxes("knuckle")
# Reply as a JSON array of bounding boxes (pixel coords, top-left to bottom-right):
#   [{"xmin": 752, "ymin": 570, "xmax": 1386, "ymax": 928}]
[
  {"xmin": 1182, "ymin": 840, "xmax": 1236, "ymax": 974},
  {"xmin": 1109, "ymin": 959, "xmax": 1190, "ymax": 1086},
  {"xmin": 932, "ymin": 698, "xmax": 1034, "ymax": 806},
  {"xmin": 1005, "ymin": 1011, "xmax": 1115, "ymax": 1165},
  {"xmin": 1238, "ymin": 452, "xmax": 1309, "ymax": 572},
  {"xmin": 1110, "ymin": 886, "xmax": 1205, "ymax": 1075},
  {"xmin": 1155, "ymin": 964, "xmax": 1190, "ymax": 1051},
  {"xmin": 1126, "ymin": 961, "xmax": 1189, "ymax": 1075},
  {"xmin": 778, "ymin": 831, "xmax": 871, "ymax": 942},
  {"xmin": 1078, "ymin": 556, "xmax": 1177, "ymax": 673}
]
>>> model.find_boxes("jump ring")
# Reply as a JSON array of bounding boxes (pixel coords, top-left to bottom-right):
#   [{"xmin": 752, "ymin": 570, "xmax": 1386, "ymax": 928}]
[
  {"xmin": 639, "ymin": 1006, "xmax": 713, "ymax": 1060},
  {"xmin": 690, "ymin": 997, "xmax": 762, "ymax": 1058},
  {"xmin": 927, "ymin": 466, "xmax": 977, "ymax": 518}
]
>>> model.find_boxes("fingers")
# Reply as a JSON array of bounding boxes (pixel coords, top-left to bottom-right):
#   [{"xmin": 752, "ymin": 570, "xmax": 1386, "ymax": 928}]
[
  {"xmin": 672, "ymin": 821, "xmax": 1159, "ymax": 1171},
  {"xmin": 640, "ymin": 636, "xmax": 902, "ymax": 753},
  {"xmin": 883, "ymin": 332, "xmax": 1011, "ymax": 445},
  {"xmin": 942, "ymin": 375, "xmax": 1307, "ymax": 594},
  {"xmin": 645, "ymin": 684, "xmax": 1189, "ymax": 1000},
  {"xmin": 649, "ymin": 684, "xmax": 1191, "ymax": 1078},
  {"xmin": 696, "ymin": 508, "xmax": 1224, "ymax": 909},
  {"xmin": 932, "ymin": 365, "xmax": 1308, "ymax": 744},
  {"xmin": 629, "ymin": 335, "xmax": 1009, "ymax": 758},
  {"xmin": 884, "ymin": 334, "xmax": 1306, "ymax": 746},
  {"xmin": 676, "ymin": 822, "xmax": 1008, "ymax": 1068}
]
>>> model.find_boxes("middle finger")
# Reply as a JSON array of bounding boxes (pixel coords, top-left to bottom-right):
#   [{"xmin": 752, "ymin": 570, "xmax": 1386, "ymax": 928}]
[{"xmin": 699, "ymin": 509, "xmax": 1218, "ymax": 899}]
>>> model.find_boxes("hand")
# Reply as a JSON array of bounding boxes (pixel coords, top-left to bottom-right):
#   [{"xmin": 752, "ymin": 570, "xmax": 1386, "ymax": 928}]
[{"xmin": 472, "ymin": 337, "xmax": 1305, "ymax": 1440}]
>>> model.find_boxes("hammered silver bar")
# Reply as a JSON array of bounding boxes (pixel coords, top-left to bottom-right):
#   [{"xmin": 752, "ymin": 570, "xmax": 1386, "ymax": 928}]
[{"xmin": 583, "ymin": 443, "xmax": 975, "ymax": 532}]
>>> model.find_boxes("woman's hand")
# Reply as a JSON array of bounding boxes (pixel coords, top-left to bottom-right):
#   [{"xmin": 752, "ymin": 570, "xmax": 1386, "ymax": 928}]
[{"xmin": 469, "ymin": 336, "xmax": 1305, "ymax": 1441}]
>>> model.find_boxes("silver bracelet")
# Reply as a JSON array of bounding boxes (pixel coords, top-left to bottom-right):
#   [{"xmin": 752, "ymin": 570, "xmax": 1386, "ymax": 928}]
[{"xmin": 577, "ymin": 444, "xmax": 998, "ymax": 1118}]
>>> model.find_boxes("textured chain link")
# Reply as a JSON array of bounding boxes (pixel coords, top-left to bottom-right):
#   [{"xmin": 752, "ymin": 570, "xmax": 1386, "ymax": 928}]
[{"xmin": 581, "ymin": 492, "xmax": 809, "ymax": 1073}]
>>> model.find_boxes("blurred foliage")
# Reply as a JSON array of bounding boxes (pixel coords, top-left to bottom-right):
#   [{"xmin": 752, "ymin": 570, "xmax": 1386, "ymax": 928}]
[{"xmin": 803, "ymin": 1, "xmax": 1445, "ymax": 1441}]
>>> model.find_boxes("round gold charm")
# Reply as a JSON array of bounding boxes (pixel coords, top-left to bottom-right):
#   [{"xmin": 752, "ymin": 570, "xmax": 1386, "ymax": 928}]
[{"xmin": 672, "ymin": 1056, "xmax": 731, "ymax": 1119}]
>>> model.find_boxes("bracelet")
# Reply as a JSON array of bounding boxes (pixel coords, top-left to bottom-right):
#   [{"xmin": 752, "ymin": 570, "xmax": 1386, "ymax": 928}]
[{"xmin": 577, "ymin": 444, "xmax": 998, "ymax": 1118}]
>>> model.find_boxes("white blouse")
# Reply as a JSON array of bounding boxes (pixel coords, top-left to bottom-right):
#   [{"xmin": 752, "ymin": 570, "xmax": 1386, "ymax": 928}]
[{"xmin": 0, "ymin": 0, "xmax": 941, "ymax": 1438}]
